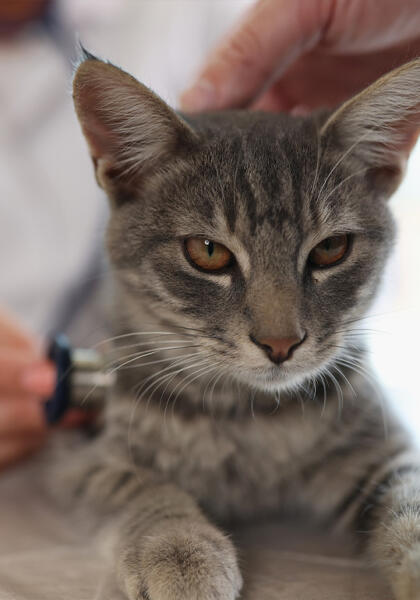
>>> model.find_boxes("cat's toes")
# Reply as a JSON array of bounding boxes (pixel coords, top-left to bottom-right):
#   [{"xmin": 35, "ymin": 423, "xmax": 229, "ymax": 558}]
[
  {"xmin": 392, "ymin": 544, "xmax": 420, "ymax": 600},
  {"xmin": 125, "ymin": 526, "xmax": 242, "ymax": 600}
]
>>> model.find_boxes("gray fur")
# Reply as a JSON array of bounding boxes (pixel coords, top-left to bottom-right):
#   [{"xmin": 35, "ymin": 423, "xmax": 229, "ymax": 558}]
[{"xmin": 67, "ymin": 57, "xmax": 420, "ymax": 599}]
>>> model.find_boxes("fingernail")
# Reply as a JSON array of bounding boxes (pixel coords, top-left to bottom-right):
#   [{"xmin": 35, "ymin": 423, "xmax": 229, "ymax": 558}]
[
  {"xmin": 21, "ymin": 363, "xmax": 56, "ymax": 396},
  {"xmin": 180, "ymin": 79, "xmax": 216, "ymax": 112}
]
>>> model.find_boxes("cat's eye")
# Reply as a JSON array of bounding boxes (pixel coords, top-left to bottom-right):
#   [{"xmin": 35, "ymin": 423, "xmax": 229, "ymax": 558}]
[
  {"xmin": 184, "ymin": 238, "xmax": 234, "ymax": 272},
  {"xmin": 309, "ymin": 234, "xmax": 349, "ymax": 268}
]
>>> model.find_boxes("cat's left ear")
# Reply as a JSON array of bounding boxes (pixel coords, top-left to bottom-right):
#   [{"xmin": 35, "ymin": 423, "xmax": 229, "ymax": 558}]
[
  {"xmin": 321, "ymin": 58, "xmax": 420, "ymax": 196},
  {"xmin": 73, "ymin": 51, "xmax": 197, "ymax": 203}
]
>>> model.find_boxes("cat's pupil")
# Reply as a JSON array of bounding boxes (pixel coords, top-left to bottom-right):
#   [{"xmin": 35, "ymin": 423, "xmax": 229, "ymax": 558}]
[
  {"xmin": 321, "ymin": 236, "xmax": 342, "ymax": 254},
  {"xmin": 205, "ymin": 240, "xmax": 214, "ymax": 257}
]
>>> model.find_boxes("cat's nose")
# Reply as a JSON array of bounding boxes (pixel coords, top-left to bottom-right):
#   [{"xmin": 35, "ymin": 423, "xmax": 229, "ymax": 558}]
[{"xmin": 251, "ymin": 334, "xmax": 306, "ymax": 365}]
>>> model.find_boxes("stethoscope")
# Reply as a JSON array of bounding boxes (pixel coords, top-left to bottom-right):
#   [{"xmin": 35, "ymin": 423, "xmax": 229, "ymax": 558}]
[{"xmin": 44, "ymin": 335, "xmax": 114, "ymax": 424}]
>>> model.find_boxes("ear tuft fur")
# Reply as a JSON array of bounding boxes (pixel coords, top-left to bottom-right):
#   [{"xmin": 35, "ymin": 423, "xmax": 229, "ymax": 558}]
[
  {"xmin": 73, "ymin": 41, "xmax": 101, "ymax": 71},
  {"xmin": 78, "ymin": 43, "xmax": 98, "ymax": 63}
]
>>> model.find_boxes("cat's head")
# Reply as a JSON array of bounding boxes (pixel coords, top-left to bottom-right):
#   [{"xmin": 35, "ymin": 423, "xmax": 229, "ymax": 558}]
[{"xmin": 73, "ymin": 52, "xmax": 419, "ymax": 393}]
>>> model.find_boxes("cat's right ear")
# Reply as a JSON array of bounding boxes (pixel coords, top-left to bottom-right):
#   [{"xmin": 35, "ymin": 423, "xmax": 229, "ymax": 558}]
[
  {"xmin": 321, "ymin": 58, "xmax": 420, "ymax": 197},
  {"xmin": 73, "ymin": 51, "xmax": 197, "ymax": 204}
]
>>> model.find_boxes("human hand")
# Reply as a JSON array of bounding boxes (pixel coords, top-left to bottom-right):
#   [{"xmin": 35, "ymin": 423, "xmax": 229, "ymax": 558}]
[
  {"xmin": 181, "ymin": 0, "xmax": 420, "ymax": 113},
  {"xmin": 0, "ymin": 308, "xmax": 54, "ymax": 470}
]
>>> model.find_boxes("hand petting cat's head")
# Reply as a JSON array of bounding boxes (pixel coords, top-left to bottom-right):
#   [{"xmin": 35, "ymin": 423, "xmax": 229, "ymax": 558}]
[{"xmin": 73, "ymin": 52, "xmax": 419, "ymax": 393}]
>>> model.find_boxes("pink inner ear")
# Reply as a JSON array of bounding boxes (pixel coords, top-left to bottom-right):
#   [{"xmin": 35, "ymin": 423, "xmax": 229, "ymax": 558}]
[
  {"xmin": 73, "ymin": 62, "xmax": 124, "ymax": 165},
  {"xmin": 79, "ymin": 112, "xmax": 118, "ymax": 165}
]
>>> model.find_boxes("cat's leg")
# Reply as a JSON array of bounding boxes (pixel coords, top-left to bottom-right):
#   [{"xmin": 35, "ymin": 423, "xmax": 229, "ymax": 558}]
[
  {"xmin": 67, "ymin": 458, "xmax": 242, "ymax": 600},
  {"xmin": 355, "ymin": 457, "xmax": 420, "ymax": 600},
  {"xmin": 301, "ymin": 409, "xmax": 420, "ymax": 600}
]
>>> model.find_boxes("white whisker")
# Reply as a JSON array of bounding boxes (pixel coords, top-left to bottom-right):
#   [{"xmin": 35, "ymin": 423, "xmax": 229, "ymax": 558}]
[
  {"xmin": 105, "ymin": 345, "xmax": 200, "ymax": 370},
  {"xmin": 168, "ymin": 363, "xmax": 220, "ymax": 424}
]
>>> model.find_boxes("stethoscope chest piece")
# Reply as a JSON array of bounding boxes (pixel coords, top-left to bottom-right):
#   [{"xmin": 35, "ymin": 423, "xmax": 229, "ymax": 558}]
[{"xmin": 44, "ymin": 334, "xmax": 114, "ymax": 424}]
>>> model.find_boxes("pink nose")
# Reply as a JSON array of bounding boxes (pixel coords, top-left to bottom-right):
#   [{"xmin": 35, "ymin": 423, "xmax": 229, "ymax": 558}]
[{"xmin": 252, "ymin": 335, "xmax": 305, "ymax": 364}]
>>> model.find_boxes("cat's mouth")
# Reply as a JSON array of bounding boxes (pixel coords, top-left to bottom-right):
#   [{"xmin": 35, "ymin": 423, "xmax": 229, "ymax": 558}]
[{"xmin": 237, "ymin": 346, "xmax": 337, "ymax": 392}]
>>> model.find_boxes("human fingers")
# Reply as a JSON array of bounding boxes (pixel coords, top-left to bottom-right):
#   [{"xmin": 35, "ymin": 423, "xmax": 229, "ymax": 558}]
[
  {"xmin": 181, "ymin": 0, "xmax": 420, "ymax": 113},
  {"xmin": 252, "ymin": 42, "xmax": 420, "ymax": 112},
  {"xmin": 0, "ymin": 349, "xmax": 55, "ymax": 396},
  {"xmin": 0, "ymin": 307, "xmax": 38, "ymax": 353},
  {"xmin": 180, "ymin": 0, "xmax": 331, "ymax": 111},
  {"xmin": 0, "ymin": 397, "xmax": 47, "ymax": 436}
]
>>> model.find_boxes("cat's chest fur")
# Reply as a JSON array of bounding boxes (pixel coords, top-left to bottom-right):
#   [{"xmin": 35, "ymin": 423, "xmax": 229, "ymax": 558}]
[{"xmin": 107, "ymin": 395, "xmax": 343, "ymax": 521}]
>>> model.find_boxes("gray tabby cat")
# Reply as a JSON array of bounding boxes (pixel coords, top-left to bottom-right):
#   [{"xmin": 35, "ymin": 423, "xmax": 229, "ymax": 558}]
[{"xmin": 69, "ymin": 51, "xmax": 420, "ymax": 600}]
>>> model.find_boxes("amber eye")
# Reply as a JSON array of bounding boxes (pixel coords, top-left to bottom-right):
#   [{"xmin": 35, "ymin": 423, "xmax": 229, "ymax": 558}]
[
  {"xmin": 309, "ymin": 234, "xmax": 349, "ymax": 268},
  {"xmin": 185, "ymin": 238, "xmax": 234, "ymax": 272}
]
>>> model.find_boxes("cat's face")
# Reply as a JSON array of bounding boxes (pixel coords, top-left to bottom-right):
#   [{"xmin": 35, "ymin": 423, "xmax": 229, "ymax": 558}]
[
  {"xmin": 73, "ymin": 54, "xmax": 419, "ymax": 393},
  {"xmin": 105, "ymin": 113, "xmax": 393, "ymax": 391}
]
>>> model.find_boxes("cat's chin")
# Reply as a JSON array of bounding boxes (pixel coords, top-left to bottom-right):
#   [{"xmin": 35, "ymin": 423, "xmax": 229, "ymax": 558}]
[{"xmin": 237, "ymin": 365, "xmax": 315, "ymax": 393}]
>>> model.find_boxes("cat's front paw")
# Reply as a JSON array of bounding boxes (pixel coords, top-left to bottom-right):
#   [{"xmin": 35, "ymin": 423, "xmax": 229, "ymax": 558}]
[
  {"xmin": 122, "ymin": 524, "xmax": 242, "ymax": 600},
  {"xmin": 391, "ymin": 544, "xmax": 420, "ymax": 600}
]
